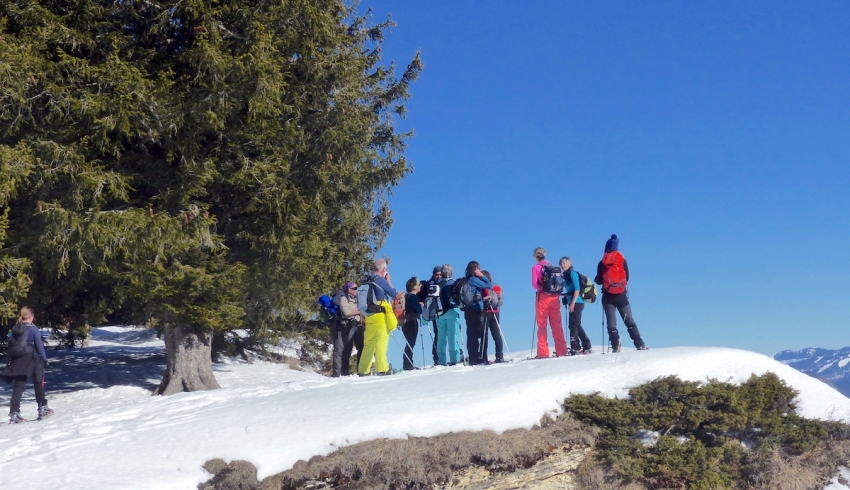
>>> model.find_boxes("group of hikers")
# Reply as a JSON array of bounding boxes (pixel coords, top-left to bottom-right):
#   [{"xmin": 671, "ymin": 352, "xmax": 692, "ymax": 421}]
[
  {"xmin": 323, "ymin": 234, "xmax": 648, "ymax": 377},
  {"xmin": 321, "ymin": 258, "xmax": 506, "ymax": 377},
  {"xmin": 0, "ymin": 235, "xmax": 647, "ymax": 422}
]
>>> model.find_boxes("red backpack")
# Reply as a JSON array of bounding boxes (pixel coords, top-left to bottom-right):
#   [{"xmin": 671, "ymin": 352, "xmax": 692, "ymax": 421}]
[{"xmin": 601, "ymin": 252, "xmax": 628, "ymax": 294}]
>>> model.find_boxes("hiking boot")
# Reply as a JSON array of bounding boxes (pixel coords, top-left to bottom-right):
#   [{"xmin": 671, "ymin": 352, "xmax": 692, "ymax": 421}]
[
  {"xmin": 636, "ymin": 345, "xmax": 649, "ymax": 351},
  {"xmin": 581, "ymin": 349, "xmax": 593, "ymax": 355},
  {"xmin": 377, "ymin": 368, "xmax": 397, "ymax": 376},
  {"xmin": 37, "ymin": 406, "xmax": 54, "ymax": 421},
  {"xmin": 9, "ymin": 412, "xmax": 25, "ymax": 424},
  {"xmin": 494, "ymin": 357, "xmax": 505, "ymax": 363},
  {"xmin": 568, "ymin": 349, "xmax": 580, "ymax": 356},
  {"xmin": 610, "ymin": 339, "xmax": 621, "ymax": 353}
]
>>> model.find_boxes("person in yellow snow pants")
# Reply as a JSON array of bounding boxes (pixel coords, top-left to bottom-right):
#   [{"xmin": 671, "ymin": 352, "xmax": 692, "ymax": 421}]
[{"xmin": 357, "ymin": 300, "xmax": 398, "ymax": 375}]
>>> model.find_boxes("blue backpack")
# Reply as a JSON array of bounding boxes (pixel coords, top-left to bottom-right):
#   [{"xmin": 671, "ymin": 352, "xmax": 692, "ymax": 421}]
[{"xmin": 317, "ymin": 294, "xmax": 338, "ymax": 325}]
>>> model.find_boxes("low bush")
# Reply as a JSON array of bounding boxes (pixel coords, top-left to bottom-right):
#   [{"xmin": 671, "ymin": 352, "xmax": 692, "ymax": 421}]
[{"xmin": 566, "ymin": 373, "xmax": 850, "ymax": 489}]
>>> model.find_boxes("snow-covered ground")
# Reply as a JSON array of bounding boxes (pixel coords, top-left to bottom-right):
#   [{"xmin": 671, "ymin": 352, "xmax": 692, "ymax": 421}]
[{"xmin": 1, "ymin": 327, "xmax": 849, "ymax": 489}]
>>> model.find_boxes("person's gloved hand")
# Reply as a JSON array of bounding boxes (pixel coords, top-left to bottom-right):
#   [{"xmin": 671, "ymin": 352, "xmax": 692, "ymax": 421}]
[
  {"xmin": 561, "ymin": 295, "xmax": 568, "ymax": 306},
  {"xmin": 43, "ymin": 359, "xmax": 49, "ymax": 368}
]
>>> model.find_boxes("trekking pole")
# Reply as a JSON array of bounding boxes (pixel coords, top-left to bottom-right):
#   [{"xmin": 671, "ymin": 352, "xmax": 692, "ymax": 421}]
[
  {"xmin": 530, "ymin": 292, "xmax": 538, "ymax": 359},
  {"xmin": 491, "ymin": 313, "xmax": 512, "ymax": 359},
  {"xmin": 480, "ymin": 314, "xmax": 488, "ymax": 365},
  {"xmin": 601, "ymin": 304, "xmax": 606, "ymax": 354},
  {"xmin": 425, "ymin": 320, "xmax": 437, "ymax": 366},
  {"xmin": 400, "ymin": 323, "xmax": 425, "ymax": 368},
  {"xmin": 420, "ymin": 331, "xmax": 426, "ymax": 367},
  {"xmin": 457, "ymin": 320, "xmax": 466, "ymax": 365},
  {"xmin": 390, "ymin": 330, "xmax": 417, "ymax": 370}
]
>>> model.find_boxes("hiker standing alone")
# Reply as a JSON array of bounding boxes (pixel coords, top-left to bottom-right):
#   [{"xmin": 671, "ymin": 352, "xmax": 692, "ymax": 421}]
[
  {"xmin": 594, "ymin": 235, "xmax": 647, "ymax": 352},
  {"xmin": 1, "ymin": 307, "xmax": 52, "ymax": 423},
  {"xmin": 531, "ymin": 248, "xmax": 568, "ymax": 358}
]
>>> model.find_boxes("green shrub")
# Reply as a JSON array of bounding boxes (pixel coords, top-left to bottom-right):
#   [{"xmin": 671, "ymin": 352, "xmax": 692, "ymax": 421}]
[{"xmin": 565, "ymin": 373, "xmax": 841, "ymax": 489}]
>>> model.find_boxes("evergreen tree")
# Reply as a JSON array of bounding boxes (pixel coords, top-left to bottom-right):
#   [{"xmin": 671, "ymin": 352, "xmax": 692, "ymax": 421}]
[{"xmin": 0, "ymin": 0, "xmax": 421, "ymax": 394}]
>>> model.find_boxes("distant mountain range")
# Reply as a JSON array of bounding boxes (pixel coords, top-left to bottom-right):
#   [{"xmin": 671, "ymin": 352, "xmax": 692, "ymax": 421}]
[{"xmin": 775, "ymin": 347, "xmax": 850, "ymax": 398}]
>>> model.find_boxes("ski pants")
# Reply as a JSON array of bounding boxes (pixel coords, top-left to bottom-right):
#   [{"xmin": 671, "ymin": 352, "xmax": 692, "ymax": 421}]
[
  {"xmin": 358, "ymin": 301, "xmax": 397, "ymax": 375},
  {"xmin": 401, "ymin": 316, "xmax": 419, "ymax": 371},
  {"xmin": 10, "ymin": 374, "xmax": 47, "ymax": 415},
  {"xmin": 567, "ymin": 303, "xmax": 592, "ymax": 352},
  {"xmin": 483, "ymin": 310, "xmax": 504, "ymax": 362},
  {"xmin": 536, "ymin": 292, "xmax": 567, "ymax": 357},
  {"xmin": 602, "ymin": 292, "xmax": 644, "ymax": 349},
  {"xmin": 464, "ymin": 309, "xmax": 486, "ymax": 365},
  {"xmin": 429, "ymin": 320, "xmax": 439, "ymax": 365},
  {"xmin": 332, "ymin": 321, "xmax": 363, "ymax": 377},
  {"xmin": 435, "ymin": 308, "xmax": 461, "ymax": 365}
]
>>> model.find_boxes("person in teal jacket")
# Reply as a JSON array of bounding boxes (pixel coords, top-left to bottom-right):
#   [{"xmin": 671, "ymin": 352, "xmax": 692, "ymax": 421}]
[
  {"xmin": 559, "ymin": 257, "xmax": 592, "ymax": 355},
  {"xmin": 435, "ymin": 264, "xmax": 462, "ymax": 365}
]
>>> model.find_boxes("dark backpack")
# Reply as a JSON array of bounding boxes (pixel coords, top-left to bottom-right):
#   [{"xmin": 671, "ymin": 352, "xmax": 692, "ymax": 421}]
[
  {"xmin": 575, "ymin": 271, "xmax": 598, "ymax": 303},
  {"xmin": 451, "ymin": 277, "xmax": 473, "ymax": 310},
  {"xmin": 539, "ymin": 264, "xmax": 564, "ymax": 294},
  {"xmin": 7, "ymin": 323, "xmax": 33, "ymax": 359}
]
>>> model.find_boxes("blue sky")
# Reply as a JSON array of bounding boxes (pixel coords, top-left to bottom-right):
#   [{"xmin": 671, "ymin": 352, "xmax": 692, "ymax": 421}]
[{"xmin": 357, "ymin": 1, "xmax": 850, "ymax": 368}]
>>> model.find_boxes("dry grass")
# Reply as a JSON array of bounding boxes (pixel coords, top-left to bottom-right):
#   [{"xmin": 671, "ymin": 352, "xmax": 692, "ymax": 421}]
[
  {"xmin": 200, "ymin": 413, "xmax": 598, "ymax": 490},
  {"xmin": 754, "ymin": 439, "xmax": 850, "ymax": 490}
]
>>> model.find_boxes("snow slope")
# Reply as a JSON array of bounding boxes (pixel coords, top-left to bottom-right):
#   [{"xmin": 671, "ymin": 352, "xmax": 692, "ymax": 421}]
[{"xmin": 1, "ymin": 328, "xmax": 849, "ymax": 489}]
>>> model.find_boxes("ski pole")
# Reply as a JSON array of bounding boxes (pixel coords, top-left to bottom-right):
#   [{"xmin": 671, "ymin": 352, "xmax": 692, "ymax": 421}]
[
  {"xmin": 479, "ymin": 313, "xmax": 488, "ymax": 364},
  {"xmin": 602, "ymin": 303, "xmax": 606, "ymax": 354},
  {"xmin": 420, "ymin": 331, "xmax": 426, "ymax": 367},
  {"xmin": 400, "ymin": 320, "xmax": 425, "ymax": 367},
  {"xmin": 530, "ymin": 292, "xmax": 539, "ymax": 358},
  {"xmin": 390, "ymin": 330, "xmax": 417, "ymax": 370},
  {"xmin": 491, "ymin": 312, "xmax": 511, "ymax": 359},
  {"xmin": 457, "ymin": 316, "xmax": 466, "ymax": 365}
]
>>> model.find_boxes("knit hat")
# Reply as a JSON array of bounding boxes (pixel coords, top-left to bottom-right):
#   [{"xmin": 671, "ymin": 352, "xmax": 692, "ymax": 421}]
[
  {"xmin": 605, "ymin": 234, "xmax": 619, "ymax": 253},
  {"xmin": 433, "ymin": 266, "xmax": 442, "ymax": 274},
  {"xmin": 344, "ymin": 281, "xmax": 356, "ymax": 291}
]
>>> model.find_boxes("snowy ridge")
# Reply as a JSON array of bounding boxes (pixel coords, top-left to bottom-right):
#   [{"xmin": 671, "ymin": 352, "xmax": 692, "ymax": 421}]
[
  {"xmin": 1, "ymin": 328, "xmax": 849, "ymax": 489},
  {"xmin": 775, "ymin": 346, "xmax": 850, "ymax": 397}
]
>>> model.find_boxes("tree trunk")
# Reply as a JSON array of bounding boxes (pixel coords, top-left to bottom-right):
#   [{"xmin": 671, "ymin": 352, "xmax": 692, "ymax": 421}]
[{"xmin": 153, "ymin": 324, "xmax": 221, "ymax": 396}]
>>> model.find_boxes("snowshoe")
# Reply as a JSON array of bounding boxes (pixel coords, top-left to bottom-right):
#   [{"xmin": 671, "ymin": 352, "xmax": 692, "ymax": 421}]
[
  {"xmin": 9, "ymin": 412, "xmax": 25, "ymax": 424},
  {"xmin": 636, "ymin": 345, "xmax": 649, "ymax": 351},
  {"xmin": 37, "ymin": 406, "xmax": 54, "ymax": 421},
  {"xmin": 581, "ymin": 349, "xmax": 594, "ymax": 355}
]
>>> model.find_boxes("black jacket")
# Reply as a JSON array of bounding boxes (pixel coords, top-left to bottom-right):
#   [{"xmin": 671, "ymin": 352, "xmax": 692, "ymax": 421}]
[{"xmin": 1, "ymin": 323, "xmax": 47, "ymax": 382}]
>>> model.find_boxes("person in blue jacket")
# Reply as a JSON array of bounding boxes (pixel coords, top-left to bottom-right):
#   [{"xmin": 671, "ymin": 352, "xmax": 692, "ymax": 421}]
[
  {"xmin": 463, "ymin": 261, "xmax": 494, "ymax": 365},
  {"xmin": 0, "ymin": 307, "xmax": 52, "ymax": 423},
  {"xmin": 559, "ymin": 257, "xmax": 592, "ymax": 355}
]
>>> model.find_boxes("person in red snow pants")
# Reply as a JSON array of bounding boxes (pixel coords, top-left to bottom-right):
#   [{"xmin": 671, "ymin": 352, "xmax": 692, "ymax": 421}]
[{"xmin": 531, "ymin": 247, "xmax": 567, "ymax": 357}]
